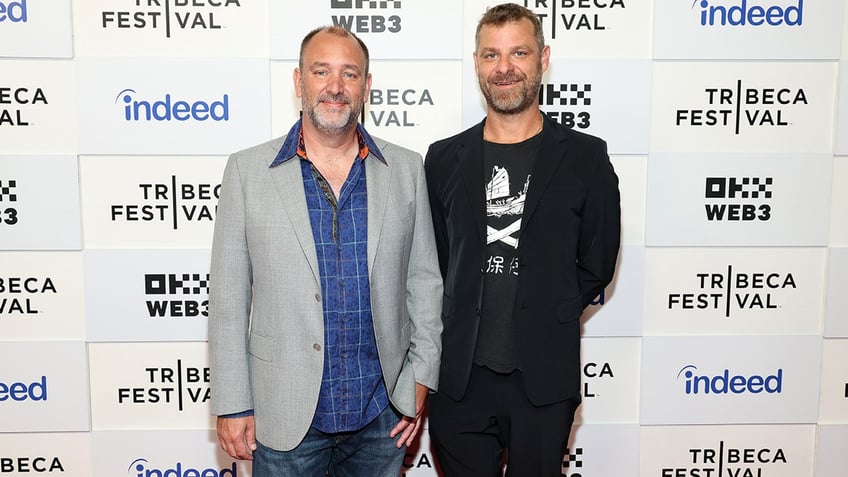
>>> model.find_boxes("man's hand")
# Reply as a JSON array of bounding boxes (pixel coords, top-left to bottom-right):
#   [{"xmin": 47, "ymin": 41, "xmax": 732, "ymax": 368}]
[
  {"xmin": 389, "ymin": 382, "xmax": 430, "ymax": 448},
  {"xmin": 217, "ymin": 415, "xmax": 257, "ymax": 460}
]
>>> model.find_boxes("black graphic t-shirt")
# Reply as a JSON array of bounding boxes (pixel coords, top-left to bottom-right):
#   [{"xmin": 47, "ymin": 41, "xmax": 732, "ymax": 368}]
[{"xmin": 474, "ymin": 132, "xmax": 541, "ymax": 373}]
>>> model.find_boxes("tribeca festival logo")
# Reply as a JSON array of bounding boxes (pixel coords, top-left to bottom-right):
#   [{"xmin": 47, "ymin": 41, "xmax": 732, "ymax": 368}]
[
  {"xmin": 116, "ymin": 89, "xmax": 229, "ymax": 122},
  {"xmin": 523, "ymin": 0, "xmax": 626, "ymax": 39},
  {"xmin": 562, "ymin": 447, "xmax": 583, "ymax": 476},
  {"xmin": 676, "ymin": 80, "xmax": 807, "ymax": 134},
  {"xmin": 677, "ymin": 365, "xmax": 783, "ymax": 395},
  {"xmin": 539, "ymin": 82, "xmax": 592, "ymax": 129},
  {"xmin": 704, "ymin": 176, "xmax": 773, "ymax": 222},
  {"xmin": 117, "ymin": 359, "xmax": 209, "ymax": 410},
  {"xmin": 0, "ymin": 0, "xmax": 27, "ymax": 23},
  {"xmin": 100, "ymin": 0, "xmax": 242, "ymax": 38},
  {"xmin": 401, "ymin": 452, "xmax": 435, "ymax": 476},
  {"xmin": 144, "ymin": 272, "xmax": 209, "ymax": 318},
  {"xmin": 0, "ymin": 86, "xmax": 48, "ymax": 127},
  {"xmin": 0, "ymin": 275, "xmax": 57, "ymax": 316},
  {"xmin": 110, "ymin": 176, "xmax": 220, "ymax": 229},
  {"xmin": 582, "ymin": 361, "xmax": 614, "ymax": 399},
  {"xmin": 692, "ymin": 0, "xmax": 804, "ymax": 27},
  {"xmin": 363, "ymin": 87, "xmax": 434, "ymax": 128},
  {"xmin": 668, "ymin": 265, "xmax": 796, "ymax": 317},
  {"xmin": 0, "ymin": 179, "xmax": 18, "ymax": 227},
  {"xmin": 330, "ymin": 0, "xmax": 402, "ymax": 34},
  {"xmin": 128, "ymin": 458, "xmax": 237, "ymax": 477},
  {"xmin": 661, "ymin": 440, "xmax": 789, "ymax": 477},
  {"xmin": 0, "ymin": 456, "xmax": 65, "ymax": 474}
]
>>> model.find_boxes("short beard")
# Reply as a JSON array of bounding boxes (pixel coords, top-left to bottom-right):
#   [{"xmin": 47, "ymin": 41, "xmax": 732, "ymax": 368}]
[
  {"xmin": 304, "ymin": 92, "xmax": 360, "ymax": 134},
  {"xmin": 480, "ymin": 67, "xmax": 542, "ymax": 115}
]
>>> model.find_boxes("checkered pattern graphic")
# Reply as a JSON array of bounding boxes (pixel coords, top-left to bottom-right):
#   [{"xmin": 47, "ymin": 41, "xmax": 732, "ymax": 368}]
[
  {"xmin": 0, "ymin": 180, "xmax": 17, "ymax": 202},
  {"xmin": 743, "ymin": 177, "xmax": 774, "ymax": 199},
  {"xmin": 562, "ymin": 447, "xmax": 583, "ymax": 476},
  {"xmin": 540, "ymin": 83, "xmax": 592, "ymax": 106}
]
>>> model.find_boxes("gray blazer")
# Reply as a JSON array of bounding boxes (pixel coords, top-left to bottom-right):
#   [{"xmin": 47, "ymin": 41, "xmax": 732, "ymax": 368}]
[{"xmin": 208, "ymin": 134, "xmax": 443, "ymax": 451}]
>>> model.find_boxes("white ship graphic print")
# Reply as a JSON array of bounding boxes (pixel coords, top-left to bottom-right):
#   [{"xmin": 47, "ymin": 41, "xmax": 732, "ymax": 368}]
[{"xmin": 485, "ymin": 166, "xmax": 529, "ymax": 249}]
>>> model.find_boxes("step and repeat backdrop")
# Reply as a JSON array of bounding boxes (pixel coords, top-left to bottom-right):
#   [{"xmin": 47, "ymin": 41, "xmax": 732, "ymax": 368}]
[{"xmin": 1, "ymin": 0, "xmax": 847, "ymax": 475}]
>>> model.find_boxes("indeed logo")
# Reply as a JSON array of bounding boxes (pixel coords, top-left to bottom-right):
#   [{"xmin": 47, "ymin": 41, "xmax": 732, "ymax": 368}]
[
  {"xmin": 0, "ymin": 0, "xmax": 27, "ymax": 23},
  {"xmin": 677, "ymin": 365, "xmax": 783, "ymax": 395},
  {"xmin": 129, "ymin": 458, "xmax": 237, "ymax": 477},
  {"xmin": 115, "ymin": 89, "xmax": 229, "ymax": 122},
  {"xmin": 0, "ymin": 375, "xmax": 47, "ymax": 402},
  {"xmin": 695, "ymin": 0, "xmax": 804, "ymax": 26}
]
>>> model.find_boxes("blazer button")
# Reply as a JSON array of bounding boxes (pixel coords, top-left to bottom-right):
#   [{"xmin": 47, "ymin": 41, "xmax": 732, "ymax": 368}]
[
  {"xmin": 313, "ymin": 343, "xmax": 321, "ymax": 351},
  {"xmin": 314, "ymin": 293, "xmax": 321, "ymax": 302}
]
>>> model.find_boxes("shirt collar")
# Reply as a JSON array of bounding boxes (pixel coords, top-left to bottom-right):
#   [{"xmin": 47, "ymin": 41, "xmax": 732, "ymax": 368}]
[{"xmin": 270, "ymin": 118, "xmax": 386, "ymax": 167}]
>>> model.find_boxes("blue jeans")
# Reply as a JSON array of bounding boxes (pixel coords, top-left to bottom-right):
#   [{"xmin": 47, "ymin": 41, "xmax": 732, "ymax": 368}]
[{"xmin": 252, "ymin": 405, "xmax": 405, "ymax": 477}]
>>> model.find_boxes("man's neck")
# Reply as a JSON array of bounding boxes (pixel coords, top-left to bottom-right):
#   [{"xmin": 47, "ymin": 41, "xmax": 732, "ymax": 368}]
[
  {"xmin": 483, "ymin": 108, "xmax": 543, "ymax": 144},
  {"xmin": 301, "ymin": 121, "xmax": 360, "ymax": 165}
]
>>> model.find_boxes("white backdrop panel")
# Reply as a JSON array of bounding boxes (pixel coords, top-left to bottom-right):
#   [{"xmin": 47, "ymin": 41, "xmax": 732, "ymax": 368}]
[
  {"xmin": 85, "ymin": 249, "xmax": 211, "ymax": 342},
  {"xmin": 0, "ymin": 0, "xmax": 73, "ymax": 58},
  {"xmin": 836, "ymin": 62, "xmax": 848, "ymax": 154},
  {"xmin": 817, "ymin": 338, "xmax": 848, "ymax": 424},
  {"xmin": 653, "ymin": 0, "xmax": 844, "ymax": 59},
  {"xmin": 640, "ymin": 424, "xmax": 816, "ymax": 477},
  {"xmin": 640, "ymin": 335, "xmax": 821, "ymax": 425},
  {"xmin": 830, "ymin": 157, "xmax": 848, "ymax": 245},
  {"xmin": 88, "ymin": 342, "xmax": 215, "ymax": 430},
  {"xmin": 566, "ymin": 424, "xmax": 640, "ymax": 477},
  {"xmin": 0, "ymin": 432, "xmax": 92, "ymax": 476},
  {"xmin": 0, "ymin": 155, "xmax": 81, "ymax": 250},
  {"xmin": 91, "ymin": 430, "xmax": 250, "ymax": 477},
  {"xmin": 0, "ymin": 60, "xmax": 77, "ymax": 154},
  {"xmin": 825, "ymin": 247, "xmax": 848, "ymax": 338},
  {"xmin": 79, "ymin": 155, "xmax": 226, "ymax": 249},
  {"xmin": 816, "ymin": 424, "xmax": 848, "ymax": 477},
  {"xmin": 73, "ymin": 0, "xmax": 270, "ymax": 57},
  {"xmin": 581, "ymin": 245, "xmax": 645, "ymax": 338},
  {"xmin": 645, "ymin": 153, "xmax": 832, "ymax": 246},
  {"xmin": 574, "ymin": 337, "xmax": 641, "ymax": 424},
  {"xmin": 645, "ymin": 248, "xmax": 826, "ymax": 336},
  {"xmin": 76, "ymin": 58, "xmax": 271, "ymax": 155},
  {"xmin": 0, "ymin": 251, "xmax": 85, "ymax": 340},
  {"xmin": 650, "ymin": 61, "xmax": 837, "ymax": 153},
  {"xmin": 270, "ymin": 0, "xmax": 463, "ymax": 60},
  {"xmin": 0, "ymin": 341, "xmax": 90, "ymax": 432}
]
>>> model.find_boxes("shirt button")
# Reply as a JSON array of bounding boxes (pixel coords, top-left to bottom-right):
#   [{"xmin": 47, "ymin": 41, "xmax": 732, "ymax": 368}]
[
  {"xmin": 314, "ymin": 293, "xmax": 321, "ymax": 302},
  {"xmin": 313, "ymin": 343, "xmax": 321, "ymax": 351}
]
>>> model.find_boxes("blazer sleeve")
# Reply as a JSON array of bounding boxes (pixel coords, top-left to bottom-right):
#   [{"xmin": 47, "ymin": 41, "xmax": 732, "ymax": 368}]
[
  {"xmin": 577, "ymin": 140, "xmax": 621, "ymax": 309},
  {"xmin": 405, "ymin": 155, "xmax": 444, "ymax": 391},
  {"xmin": 208, "ymin": 154, "xmax": 255, "ymax": 416}
]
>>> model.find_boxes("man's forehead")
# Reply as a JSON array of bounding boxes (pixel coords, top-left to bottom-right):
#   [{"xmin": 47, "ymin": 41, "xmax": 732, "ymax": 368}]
[{"xmin": 303, "ymin": 33, "xmax": 366, "ymax": 64}]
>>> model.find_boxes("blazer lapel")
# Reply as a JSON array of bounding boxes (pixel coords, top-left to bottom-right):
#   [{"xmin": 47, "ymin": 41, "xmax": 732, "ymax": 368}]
[
  {"xmin": 269, "ymin": 155, "xmax": 321, "ymax": 286},
  {"xmin": 366, "ymin": 152, "xmax": 390, "ymax": 278},
  {"xmin": 521, "ymin": 120, "xmax": 568, "ymax": 230},
  {"xmin": 457, "ymin": 123, "xmax": 487, "ymax": 245}
]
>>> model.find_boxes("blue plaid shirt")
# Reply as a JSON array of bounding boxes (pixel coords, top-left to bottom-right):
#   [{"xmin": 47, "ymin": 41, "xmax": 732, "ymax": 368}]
[{"xmin": 271, "ymin": 119, "xmax": 389, "ymax": 433}]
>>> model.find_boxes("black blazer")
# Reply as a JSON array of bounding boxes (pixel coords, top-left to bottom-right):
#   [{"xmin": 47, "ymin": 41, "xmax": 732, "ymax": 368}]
[{"xmin": 424, "ymin": 114, "xmax": 621, "ymax": 406}]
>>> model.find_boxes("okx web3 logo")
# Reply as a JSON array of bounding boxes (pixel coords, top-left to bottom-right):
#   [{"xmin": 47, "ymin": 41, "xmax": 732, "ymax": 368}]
[
  {"xmin": 692, "ymin": 0, "xmax": 804, "ymax": 27},
  {"xmin": 116, "ymin": 89, "xmax": 229, "ymax": 122}
]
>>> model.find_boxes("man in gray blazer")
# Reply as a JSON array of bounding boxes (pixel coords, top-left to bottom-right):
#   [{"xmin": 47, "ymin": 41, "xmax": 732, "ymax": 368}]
[{"xmin": 208, "ymin": 26, "xmax": 443, "ymax": 476}]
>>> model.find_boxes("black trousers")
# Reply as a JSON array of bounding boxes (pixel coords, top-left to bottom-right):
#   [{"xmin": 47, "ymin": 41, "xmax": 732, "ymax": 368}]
[{"xmin": 428, "ymin": 365, "xmax": 577, "ymax": 477}]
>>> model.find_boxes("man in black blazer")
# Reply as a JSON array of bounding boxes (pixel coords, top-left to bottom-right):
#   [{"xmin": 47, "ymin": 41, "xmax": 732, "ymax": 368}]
[{"xmin": 424, "ymin": 3, "xmax": 621, "ymax": 476}]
